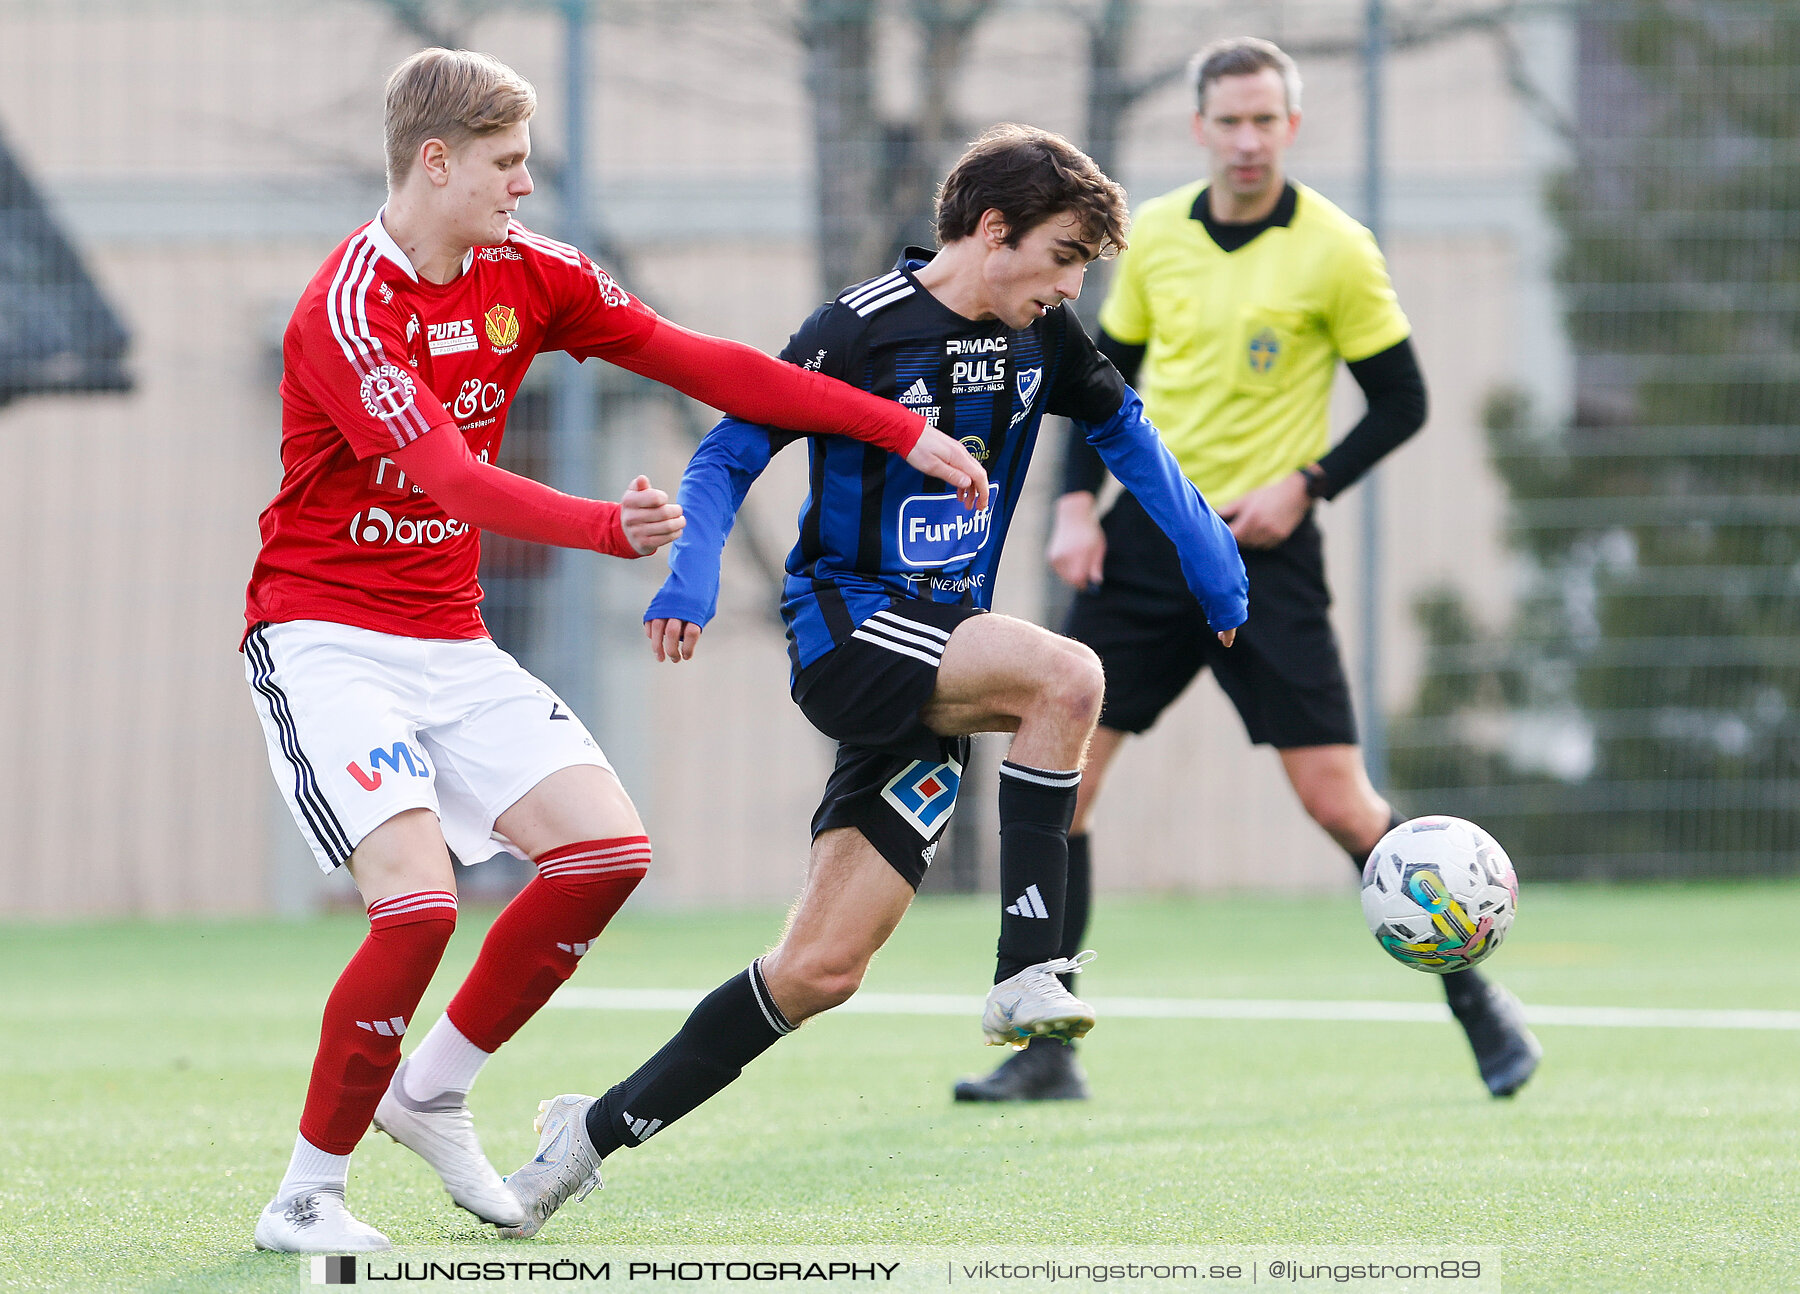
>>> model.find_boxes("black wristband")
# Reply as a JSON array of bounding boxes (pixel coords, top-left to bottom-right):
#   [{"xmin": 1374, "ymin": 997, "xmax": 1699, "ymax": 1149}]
[{"xmin": 1300, "ymin": 464, "xmax": 1330, "ymax": 499}]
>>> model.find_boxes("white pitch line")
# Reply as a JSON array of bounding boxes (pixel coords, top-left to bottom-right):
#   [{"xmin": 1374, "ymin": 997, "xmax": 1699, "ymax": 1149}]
[{"xmin": 549, "ymin": 988, "xmax": 1800, "ymax": 1032}]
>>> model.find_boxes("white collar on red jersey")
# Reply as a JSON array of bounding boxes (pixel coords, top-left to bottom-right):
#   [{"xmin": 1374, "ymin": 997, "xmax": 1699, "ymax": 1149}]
[{"xmin": 368, "ymin": 205, "xmax": 477, "ymax": 282}]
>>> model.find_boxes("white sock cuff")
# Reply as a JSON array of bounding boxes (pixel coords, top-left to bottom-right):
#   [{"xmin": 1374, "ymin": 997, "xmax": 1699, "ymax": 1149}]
[
  {"xmin": 278, "ymin": 1132, "xmax": 350, "ymax": 1202},
  {"xmin": 999, "ymin": 761, "xmax": 1082, "ymax": 789},
  {"xmin": 403, "ymin": 1015, "xmax": 493, "ymax": 1099}
]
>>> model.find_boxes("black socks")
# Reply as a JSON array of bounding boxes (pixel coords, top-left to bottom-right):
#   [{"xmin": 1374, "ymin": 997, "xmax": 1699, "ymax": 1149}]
[
  {"xmin": 1348, "ymin": 807, "xmax": 1408, "ymax": 878},
  {"xmin": 994, "ymin": 760, "xmax": 1080, "ymax": 982},
  {"xmin": 586, "ymin": 957, "xmax": 794, "ymax": 1158},
  {"xmin": 1056, "ymin": 832, "xmax": 1092, "ymax": 991}
]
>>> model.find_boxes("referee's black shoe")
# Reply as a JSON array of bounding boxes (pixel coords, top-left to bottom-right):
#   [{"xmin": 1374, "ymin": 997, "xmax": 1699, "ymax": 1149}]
[
  {"xmin": 1450, "ymin": 979, "xmax": 1542, "ymax": 1098},
  {"xmin": 953, "ymin": 1037, "xmax": 1090, "ymax": 1102}
]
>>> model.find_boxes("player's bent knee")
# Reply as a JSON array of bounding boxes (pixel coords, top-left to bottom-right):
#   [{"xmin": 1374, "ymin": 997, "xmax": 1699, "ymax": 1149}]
[
  {"xmin": 1039, "ymin": 641, "xmax": 1105, "ymax": 729},
  {"xmin": 777, "ymin": 945, "xmax": 871, "ymax": 1014},
  {"xmin": 534, "ymin": 834, "xmax": 653, "ymax": 899},
  {"xmin": 1304, "ymin": 794, "xmax": 1375, "ymax": 846}
]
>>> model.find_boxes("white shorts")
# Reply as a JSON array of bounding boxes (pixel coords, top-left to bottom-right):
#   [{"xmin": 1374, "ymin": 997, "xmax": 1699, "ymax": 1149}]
[{"xmin": 243, "ymin": 619, "xmax": 614, "ymax": 874}]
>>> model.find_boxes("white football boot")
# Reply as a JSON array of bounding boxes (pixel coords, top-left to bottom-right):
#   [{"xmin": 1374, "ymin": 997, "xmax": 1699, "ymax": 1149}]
[
  {"xmin": 372, "ymin": 1060, "xmax": 528, "ymax": 1227},
  {"xmin": 253, "ymin": 1191, "xmax": 390, "ymax": 1253},
  {"xmin": 498, "ymin": 1094, "xmax": 604, "ymax": 1239},
  {"xmin": 981, "ymin": 950, "xmax": 1098, "ymax": 1048}
]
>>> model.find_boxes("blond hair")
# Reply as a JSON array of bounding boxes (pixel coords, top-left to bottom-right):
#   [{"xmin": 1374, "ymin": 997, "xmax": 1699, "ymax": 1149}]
[{"xmin": 383, "ymin": 48, "xmax": 537, "ymax": 188}]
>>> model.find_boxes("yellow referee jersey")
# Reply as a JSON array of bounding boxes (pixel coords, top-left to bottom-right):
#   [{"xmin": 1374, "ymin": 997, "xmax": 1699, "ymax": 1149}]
[{"xmin": 1098, "ymin": 180, "xmax": 1411, "ymax": 507}]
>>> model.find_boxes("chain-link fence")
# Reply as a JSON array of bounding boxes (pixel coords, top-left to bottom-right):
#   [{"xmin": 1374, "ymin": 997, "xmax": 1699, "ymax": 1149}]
[{"xmin": 1391, "ymin": 3, "xmax": 1800, "ymax": 880}]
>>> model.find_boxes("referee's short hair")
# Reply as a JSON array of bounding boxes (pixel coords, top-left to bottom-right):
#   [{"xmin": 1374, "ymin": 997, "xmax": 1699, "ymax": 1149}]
[
  {"xmin": 384, "ymin": 48, "xmax": 538, "ymax": 189},
  {"xmin": 935, "ymin": 124, "xmax": 1129, "ymax": 258},
  {"xmin": 1189, "ymin": 37, "xmax": 1303, "ymax": 115}
]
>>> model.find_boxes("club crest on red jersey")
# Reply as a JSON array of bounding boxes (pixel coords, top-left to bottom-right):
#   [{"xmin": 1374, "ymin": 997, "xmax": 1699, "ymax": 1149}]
[{"xmin": 484, "ymin": 304, "xmax": 520, "ymax": 353}]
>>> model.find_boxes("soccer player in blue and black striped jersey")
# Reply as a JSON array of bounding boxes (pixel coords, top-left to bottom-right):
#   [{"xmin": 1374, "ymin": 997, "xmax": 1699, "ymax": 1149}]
[{"xmin": 498, "ymin": 126, "xmax": 1248, "ymax": 1235}]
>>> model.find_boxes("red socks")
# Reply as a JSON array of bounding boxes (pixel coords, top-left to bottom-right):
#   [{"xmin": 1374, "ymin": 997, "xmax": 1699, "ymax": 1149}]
[
  {"xmin": 447, "ymin": 836, "xmax": 651, "ymax": 1052},
  {"xmin": 298, "ymin": 890, "xmax": 457, "ymax": 1155},
  {"xmin": 295, "ymin": 838, "xmax": 648, "ymax": 1151}
]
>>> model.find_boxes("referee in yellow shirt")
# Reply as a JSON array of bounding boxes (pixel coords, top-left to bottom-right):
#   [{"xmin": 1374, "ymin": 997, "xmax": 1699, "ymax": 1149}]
[{"xmin": 955, "ymin": 36, "xmax": 1540, "ymax": 1104}]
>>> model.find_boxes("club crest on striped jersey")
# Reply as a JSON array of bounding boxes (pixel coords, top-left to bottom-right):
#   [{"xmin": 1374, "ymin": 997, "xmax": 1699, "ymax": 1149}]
[
  {"xmin": 484, "ymin": 304, "xmax": 521, "ymax": 353},
  {"xmin": 1015, "ymin": 365, "xmax": 1042, "ymax": 406},
  {"xmin": 880, "ymin": 755, "xmax": 963, "ymax": 838}
]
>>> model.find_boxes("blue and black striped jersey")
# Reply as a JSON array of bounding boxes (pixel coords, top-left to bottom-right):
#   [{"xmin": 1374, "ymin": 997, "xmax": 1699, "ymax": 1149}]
[{"xmin": 647, "ymin": 248, "xmax": 1247, "ymax": 676}]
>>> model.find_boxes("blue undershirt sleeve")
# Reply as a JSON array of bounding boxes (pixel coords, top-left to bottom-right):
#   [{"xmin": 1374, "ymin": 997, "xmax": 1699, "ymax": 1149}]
[
  {"xmin": 644, "ymin": 416, "xmax": 785, "ymax": 629},
  {"xmin": 1078, "ymin": 389, "xmax": 1249, "ymax": 632}
]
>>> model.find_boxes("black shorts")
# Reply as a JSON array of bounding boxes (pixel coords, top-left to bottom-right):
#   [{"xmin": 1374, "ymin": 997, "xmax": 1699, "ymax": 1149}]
[
  {"xmin": 1064, "ymin": 490, "xmax": 1358, "ymax": 749},
  {"xmin": 792, "ymin": 598, "xmax": 985, "ymax": 888}
]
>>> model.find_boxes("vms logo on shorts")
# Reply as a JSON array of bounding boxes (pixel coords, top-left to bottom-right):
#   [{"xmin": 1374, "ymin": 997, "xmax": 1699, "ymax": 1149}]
[
  {"xmin": 358, "ymin": 365, "xmax": 417, "ymax": 421},
  {"xmin": 346, "ymin": 741, "xmax": 432, "ymax": 792},
  {"xmin": 897, "ymin": 495, "xmax": 993, "ymax": 567},
  {"xmin": 880, "ymin": 756, "xmax": 963, "ymax": 839}
]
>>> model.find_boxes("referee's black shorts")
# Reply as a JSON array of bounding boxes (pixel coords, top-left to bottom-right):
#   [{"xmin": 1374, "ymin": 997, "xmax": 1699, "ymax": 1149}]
[{"xmin": 1064, "ymin": 489, "xmax": 1358, "ymax": 749}]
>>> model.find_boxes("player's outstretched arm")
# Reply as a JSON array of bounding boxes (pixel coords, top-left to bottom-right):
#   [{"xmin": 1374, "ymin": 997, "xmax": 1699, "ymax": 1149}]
[
  {"xmin": 609, "ymin": 319, "xmax": 987, "ymax": 508},
  {"xmin": 1080, "ymin": 391, "xmax": 1247, "ymax": 642},
  {"xmin": 619, "ymin": 475, "xmax": 685, "ymax": 555},
  {"xmin": 642, "ymin": 415, "xmax": 788, "ymax": 663},
  {"xmin": 390, "ymin": 429, "xmax": 660, "ymax": 557}
]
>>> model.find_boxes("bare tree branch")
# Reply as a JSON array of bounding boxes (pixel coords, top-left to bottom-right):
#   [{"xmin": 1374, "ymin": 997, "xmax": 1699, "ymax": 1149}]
[
  {"xmin": 367, "ymin": 0, "xmax": 464, "ymax": 50},
  {"xmin": 1491, "ymin": 22, "xmax": 1578, "ymax": 145},
  {"xmin": 1282, "ymin": 1, "xmax": 1529, "ymax": 59}
]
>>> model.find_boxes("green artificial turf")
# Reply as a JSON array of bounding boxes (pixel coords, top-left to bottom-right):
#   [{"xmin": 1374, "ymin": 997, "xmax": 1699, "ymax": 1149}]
[{"xmin": 2, "ymin": 885, "xmax": 1797, "ymax": 1292}]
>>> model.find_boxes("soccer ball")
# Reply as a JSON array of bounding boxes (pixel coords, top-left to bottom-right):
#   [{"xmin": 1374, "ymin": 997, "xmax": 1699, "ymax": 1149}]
[{"xmin": 1360, "ymin": 815, "xmax": 1518, "ymax": 973}]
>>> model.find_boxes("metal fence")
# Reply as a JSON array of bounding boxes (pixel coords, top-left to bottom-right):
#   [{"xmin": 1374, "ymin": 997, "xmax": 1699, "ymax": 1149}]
[{"xmin": 1389, "ymin": 3, "xmax": 1800, "ymax": 880}]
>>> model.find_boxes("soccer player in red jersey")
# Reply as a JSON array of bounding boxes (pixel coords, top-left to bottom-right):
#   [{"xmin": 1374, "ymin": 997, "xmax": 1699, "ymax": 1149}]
[{"xmin": 242, "ymin": 47, "xmax": 987, "ymax": 1254}]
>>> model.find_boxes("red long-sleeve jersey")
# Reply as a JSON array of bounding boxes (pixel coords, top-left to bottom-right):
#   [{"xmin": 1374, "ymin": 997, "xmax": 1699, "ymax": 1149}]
[{"xmin": 245, "ymin": 211, "xmax": 927, "ymax": 641}]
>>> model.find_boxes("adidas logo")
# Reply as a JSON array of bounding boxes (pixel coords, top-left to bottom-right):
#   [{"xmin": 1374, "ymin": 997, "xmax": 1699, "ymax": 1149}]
[
  {"xmin": 355, "ymin": 1015, "xmax": 408, "ymax": 1036},
  {"xmin": 1005, "ymin": 885, "xmax": 1050, "ymax": 919},
  {"xmin": 621, "ymin": 1108, "xmax": 664, "ymax": 1142},
  {"xmin": 921, "ymin": 840, "xmax": 940, "ymax": 865},
  {"xmin": 898, "ymin": 378, "xmax": 933, "ymax": 406},
  {"xmin": 557, "ymin": 941, "xmax": 594, "ymax": 956}
]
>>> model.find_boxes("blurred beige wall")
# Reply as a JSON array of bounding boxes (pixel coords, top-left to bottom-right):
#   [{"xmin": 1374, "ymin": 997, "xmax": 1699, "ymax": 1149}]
[{"xmin": 0, "ymin": 1, "xmax": 1566, "ymax": 916}]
